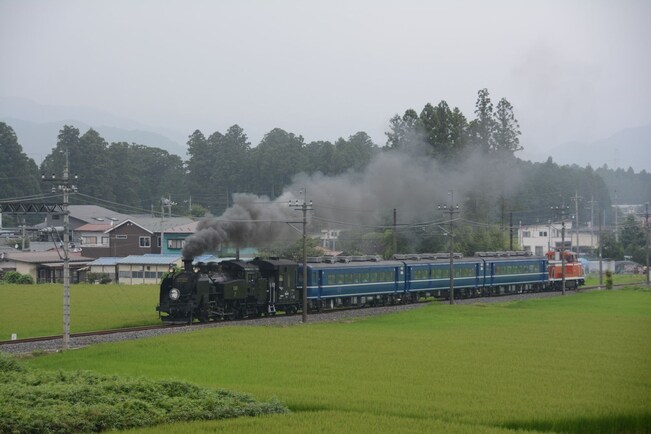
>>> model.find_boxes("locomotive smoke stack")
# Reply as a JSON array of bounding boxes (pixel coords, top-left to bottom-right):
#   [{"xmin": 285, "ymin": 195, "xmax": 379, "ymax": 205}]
[{"xmin": 183, "ymin": 258, "xmax": 194, "ymax": 272}]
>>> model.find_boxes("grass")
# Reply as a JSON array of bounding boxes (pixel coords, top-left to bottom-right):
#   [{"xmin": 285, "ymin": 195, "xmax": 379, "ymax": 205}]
[
  {"xmin": 0, "ymin": 283, "xmax": 160, "ymax": 339},
  {"xmin": 21, "ymin": 288, "xmax": 651, "ymax": 433},
  {"xmin": 584, "ymin": 273, "xmax": 648, "ymax": 287},
  {"xmin": 0, "ymin": 353, "xmax": 287, "ymax": 433}
]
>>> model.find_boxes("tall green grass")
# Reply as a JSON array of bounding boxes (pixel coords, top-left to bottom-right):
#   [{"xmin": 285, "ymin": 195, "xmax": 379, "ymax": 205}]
[
  {"xmin": 0, "ymin": 283, "xmax": 159, "ymax": 339},
  {"xmin": 24, "ymin": 289, "xmax": 651, "ymax": 433},
  {"xmin": 584, "ymin": 273, "xmax": 648, "ymax": 287},
  {"xmin": 0, "ymin": 353, "xmax": 287, "ymax": 433}
]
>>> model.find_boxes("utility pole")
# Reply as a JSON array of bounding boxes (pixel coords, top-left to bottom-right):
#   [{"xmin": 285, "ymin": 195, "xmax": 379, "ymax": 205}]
[
  {"xmin": 590, "ymin": 196, "xmax": 595, "ymax": 251},
  {"xmin": 645, "ymin": 203, "xmax": 650, "ymax": 286},
  {"xmin": 438, "ymin": 191, "xmax": 460, "ymax": 304},
  {"xmin": 551, "ymin": 205, "xmax": 570, "ymax": 295},
  {"xmin": 574, "ymin": 191, "xmax": 580, "ymax": 255},
  {"xmin": 290, "ymin": 190, "xmax": 313, "ymax": 323},
  {"xmin": 393, "ymin": 208, "xmax": 397, "ymax": 257},
  {"xmin": 509, "ymin": 211, "xmax": 514, "ymax": 250},
  {"xmin": 42, "ymin": 151, "xmax": 77, "ymax": 349}
]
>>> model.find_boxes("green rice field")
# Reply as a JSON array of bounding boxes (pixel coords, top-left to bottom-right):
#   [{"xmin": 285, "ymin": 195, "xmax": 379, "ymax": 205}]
[
  {"xmin": 0, "ymin": 283, "xmax": 160, "ymax": 339},
  {"xmin": 21, "ymin": 289, "xmax": 651, "ymax": 434}
]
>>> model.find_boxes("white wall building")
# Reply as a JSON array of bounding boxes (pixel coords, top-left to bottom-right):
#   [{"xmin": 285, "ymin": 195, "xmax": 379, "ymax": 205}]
[{"xmin": 518, "ymin": 222, "xmax": 600, "ymax": 256}]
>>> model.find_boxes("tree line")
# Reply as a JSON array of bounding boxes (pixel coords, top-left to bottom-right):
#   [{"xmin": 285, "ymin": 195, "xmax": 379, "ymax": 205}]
[{"xmin": 1, "ymin": 89, "xmax": 649, "ymax": 259}]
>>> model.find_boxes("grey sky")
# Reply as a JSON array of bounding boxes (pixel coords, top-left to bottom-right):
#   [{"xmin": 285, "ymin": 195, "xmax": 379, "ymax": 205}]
[{"xmin": 1, "ymin": 0, "xmax": 649, "ymax": 162}]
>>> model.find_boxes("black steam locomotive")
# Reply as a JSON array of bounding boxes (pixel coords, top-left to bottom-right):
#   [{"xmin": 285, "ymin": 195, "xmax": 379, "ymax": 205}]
[{"xmin": 157, "ymin": 258, "xmax": 301, "ymax": 323}]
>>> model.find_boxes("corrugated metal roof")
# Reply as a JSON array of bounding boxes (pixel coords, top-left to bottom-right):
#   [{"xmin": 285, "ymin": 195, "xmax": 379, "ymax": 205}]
[
  {"xmin": 117, "ymin": 255, "xmax": 181, "ymax": 265},
  {"xmin": 164, "ymin": 221, "xmax": 199, "ymax": 233},
  {"xmin": 76, "ymin": 223, "xmax": 113, "ymax": 232},
  {"xmin": 4, "ymin": 251, "xmax": 93, "ymax": 263},
  {"xmin": 88, "ymin": 257, "xmax": 123, "ymax": 266}
]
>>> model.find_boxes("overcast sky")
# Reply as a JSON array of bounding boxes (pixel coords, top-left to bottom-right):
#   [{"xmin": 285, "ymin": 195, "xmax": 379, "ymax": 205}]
[{"xmin": 1, "ymin": 0, "xmax": 649, "ymax": 161}]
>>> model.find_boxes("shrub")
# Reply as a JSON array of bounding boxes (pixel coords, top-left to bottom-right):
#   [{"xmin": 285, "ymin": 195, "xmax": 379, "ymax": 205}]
[
  {"xmin": 606, "ymin": 270, "xmax": 613, "ymax": 290},
  {"xmin": 17, "ymin": 274, "xmax": 34, "ymax": 284},
  {"xmin": 2, "ymin": 271, "xmax": 22, "ymax": 283},
  {"xmin": 0, "ymin": 354, "xmax": 288, "ymax": 433}
]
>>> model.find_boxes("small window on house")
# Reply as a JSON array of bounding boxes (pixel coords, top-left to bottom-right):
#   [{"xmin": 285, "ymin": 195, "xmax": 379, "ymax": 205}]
[
  {"xmin": 101, "ymin": 236, "xmax": 109, "ymax": 245},
  {"xmin": 139, "ymin": 236, "xmax": 151, "ymax": 247},
  {"xmin": 116, "ymin": 235, "xmax": 127, "ymax": 240}
]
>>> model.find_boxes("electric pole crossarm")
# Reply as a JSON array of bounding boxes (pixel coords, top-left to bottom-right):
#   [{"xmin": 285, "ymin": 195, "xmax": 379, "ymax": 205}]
[{"xmin": 0, "ymin": 203, "xmax": 65, "ymax": 213}]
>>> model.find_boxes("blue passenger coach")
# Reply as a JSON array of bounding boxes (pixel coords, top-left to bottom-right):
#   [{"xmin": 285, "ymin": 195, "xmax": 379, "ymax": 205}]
[
  {"xmin": 477, "ymin": 252, "xmax": 547, "ymax": 295},
  {"xmin": 401, "ymin": 255, "xmax": 484, "ymax": 299},
  {"xmin": 302, "ymin": 257, "xmax": 405, "ymax": 308},
  {"xmin": 297, "ymin": 252, "xmax": 549, "ymax": 309}
]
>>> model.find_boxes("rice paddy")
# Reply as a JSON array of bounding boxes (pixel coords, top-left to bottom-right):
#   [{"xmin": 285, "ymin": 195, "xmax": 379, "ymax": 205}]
[{"xmin": 20, "ymin": 288, "xmax": 651, "ymax": 433}]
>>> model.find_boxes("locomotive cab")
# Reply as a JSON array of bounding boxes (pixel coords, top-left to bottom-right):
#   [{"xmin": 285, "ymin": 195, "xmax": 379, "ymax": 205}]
[
  {"xmin": 546, "ymin": 250, "xmax": 585, "ymax": 289},
  {"xmin": 250, "ymin": 258, "xmax": 300, "ymax": 315}
]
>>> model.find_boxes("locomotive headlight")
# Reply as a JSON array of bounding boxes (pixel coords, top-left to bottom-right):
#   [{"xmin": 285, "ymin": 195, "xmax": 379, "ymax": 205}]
[{"xmin": 169, "ymin": 288, "xmax": 181, "ymax": 301}]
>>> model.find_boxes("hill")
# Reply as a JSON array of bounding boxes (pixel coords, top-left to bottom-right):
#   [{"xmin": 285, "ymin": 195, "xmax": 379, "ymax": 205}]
[
  {"xmin": 0, "ymin": 97, "xmax": 186, "ymax": 163},
  {"xmin": 543, "ymin": 123, "xmax": 651, "ymax": 172}
]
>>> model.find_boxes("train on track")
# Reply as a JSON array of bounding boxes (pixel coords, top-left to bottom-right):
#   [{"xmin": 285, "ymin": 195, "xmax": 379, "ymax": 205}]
[{"xmin": 156, "ymin": 250, "xmax": 585, "ymax": 324}]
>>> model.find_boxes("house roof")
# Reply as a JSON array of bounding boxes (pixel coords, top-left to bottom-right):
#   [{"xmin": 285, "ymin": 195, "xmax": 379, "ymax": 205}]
[
  {"xmin": 64, "ymin": 205, "xmax": 131, "ymax": 225},
  {"xmin": 37, "ymin": 205, "xmax": 196, "ymax": 233},
  {"xmin": 4, "ymin": 250, "xmax": 93, "ymax": 263},
  {"xmin": 117, "ymin": 255, "xmax": 181, "ymax": 265},
  {"xmin": 164, "ymin": 221, "xmax": 199, "ymax": 234},
  {"xmin": 76, "ymin": 223, "xmax": 113, "ymax": 232},
  {"xmin": 88, "ymin": 257, "xmax": 122, "ymax": 266},
  {"xmin": 107, "ymin": 219, "xmax": 153, "ymax": 234},
  {"xmin": 130, "ymin": 216, "xmax": 196, "ymax": 233}
]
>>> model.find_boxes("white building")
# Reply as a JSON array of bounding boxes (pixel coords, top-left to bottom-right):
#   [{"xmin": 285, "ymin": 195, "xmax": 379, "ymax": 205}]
[
  {"xmin": 320, "ymin": 229, "xmax": 341, "ymax": 251},
  {"xmin": 518, "ymin": 222, "xmax": 600, "ymax": 256}
]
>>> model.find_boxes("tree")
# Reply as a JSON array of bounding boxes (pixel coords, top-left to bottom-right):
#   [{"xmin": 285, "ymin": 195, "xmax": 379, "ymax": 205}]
[
  {"xmin": 468, "ymin": 88, "xmax": 497, "ymax": 153},
  {"xmin": 620, "ymin": 214, "xmax": 646, "ymax": 263},
  {"xmin": 106, "ymin": 142, "xmax": 141, "ymax": 207},
  {"xmin": 385, "ymin": 109, "xmax": 421, "ymax": 149},
  {"xmin": 40, "ymin": 125, "xmax": 81, "ymax": 178},
  {"xmin": 493, "ymin": 98, "xmax": 522, "ymax": 155},
  {"xmin": 208, "ymin": 125, "xmax": 252, "ymax": 209},
  {"xmin": 332, "ymin": 132, "xmax": 378, "ymax": 174},
  {"xmin": 419, "ymin": 101, "xmax": 468, "ymax": 161},
  {"xmin": 186, "ymin": 130, "xmax": 216, "ymax": 210},
  {"xmin": 0, "ymin": 122, "xmax": 41, "ymax": 201},
  {"xmin": 250, "ymin": 128, "xmax": 306, "ymax": 198},
  {"xmin": 77, "ymin": 128, "xmax": 113, "ymax": 201},
  {"xmin": 305, "ymin": 140, "xmax": 336, "ymax": 175},
  {"xmin": 601, "ymin": 232, "xmax": 623, "ymax": 260}
]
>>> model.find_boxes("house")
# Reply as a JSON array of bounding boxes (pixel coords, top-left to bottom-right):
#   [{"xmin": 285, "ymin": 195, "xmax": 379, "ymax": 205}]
[
  {"xmin": 161, "ymin": 221, "xmax": 198, "ymax": 255},
  {"xmin": 86, "ymin": 257, "xmax": 122, "ymax": 282},
  {"xmin": 116, "ymin": 255, "xmax": 181, "ymax": 285},
  {"xmin": 80, "ymin": 219, "xmax": 156, "ymax": 259},
  {"xmin": 38, "ymin": 205, "xmax": 195, "ymax": 259},
  {"xmin": 518, "ymin": 222, "xmax": 600, "ymax": 256},
  {"xmin": 39, "ymin": 205, "xmax": 131, "ymax": 236},
  {"xmin": 0, "ymin": 250, "xmax": 93, "ymax": 283}
]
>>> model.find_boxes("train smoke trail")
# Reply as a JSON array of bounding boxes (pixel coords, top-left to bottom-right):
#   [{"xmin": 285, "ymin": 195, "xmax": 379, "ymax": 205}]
[
  {"xmin": 182, "ymin": 193, "xmax": 297, "ymax": 258},
  {"xmin": 182, "ymin": 137, "xmax": 524, "ymax": 258}
]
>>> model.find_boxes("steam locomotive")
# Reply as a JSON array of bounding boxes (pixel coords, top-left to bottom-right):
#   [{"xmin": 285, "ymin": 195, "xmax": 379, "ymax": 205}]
[{"xmin": 156, "ymin": 250, "xmax": 585, "ymax": 324}]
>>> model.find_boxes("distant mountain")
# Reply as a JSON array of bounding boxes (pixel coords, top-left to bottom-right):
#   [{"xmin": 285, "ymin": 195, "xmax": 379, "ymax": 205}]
[
  {"xmin": 0, "ymin": 97, "xmax": 187, "ymax": 164},
  {"xmin": 541, "ymin": 123, "xmax": 651, "ymax": 172}
]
